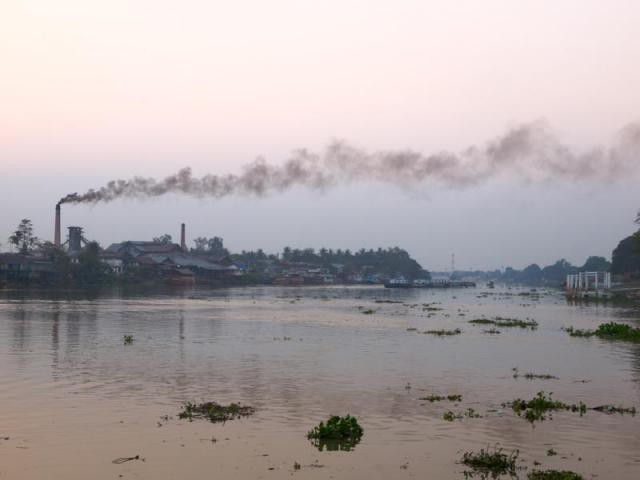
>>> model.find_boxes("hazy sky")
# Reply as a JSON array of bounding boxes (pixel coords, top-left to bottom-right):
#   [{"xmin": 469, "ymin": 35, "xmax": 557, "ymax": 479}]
[{"xmin": 1, "ymin": 0, "xmax": 639, "ymax": 270}]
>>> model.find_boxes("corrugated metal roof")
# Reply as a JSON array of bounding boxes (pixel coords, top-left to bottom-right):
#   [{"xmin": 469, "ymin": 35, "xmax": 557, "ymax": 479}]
[
  {"xmin": 166, "ymin": 254, "xmax": 230, "ymax": 271},
  {"xmin": 105, "ymin": 242, "xmax": 182, "ymax": 256}
]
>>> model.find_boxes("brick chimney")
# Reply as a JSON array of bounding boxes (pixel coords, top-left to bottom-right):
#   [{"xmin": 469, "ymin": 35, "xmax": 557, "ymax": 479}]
[
  {"xmin": 54, "ymin": 204, "xmax": 61, "ymax": 247},
  {"xmin": 181, "ymin": 223, "xmax": 186, "ymax": 251}
]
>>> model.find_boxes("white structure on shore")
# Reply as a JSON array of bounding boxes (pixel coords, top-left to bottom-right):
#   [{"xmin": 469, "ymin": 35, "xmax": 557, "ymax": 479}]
[{"xmin": 566, "ymin": 271, "xmax": 612, "ymax": 298}]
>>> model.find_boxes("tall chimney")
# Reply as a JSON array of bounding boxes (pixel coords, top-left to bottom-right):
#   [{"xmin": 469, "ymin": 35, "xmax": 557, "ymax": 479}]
[
  {"xmin": 54, "ymin": 204, "xmax": 61, "ymax": 247},
  {"xmin": 181, "ymin": 223, "xmax": 186, "ymax": 251}
]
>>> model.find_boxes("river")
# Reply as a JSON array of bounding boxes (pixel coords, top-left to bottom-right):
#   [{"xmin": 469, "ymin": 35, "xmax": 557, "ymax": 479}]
[{"xmin": 0, "ymin": 285, "xmax": 638, "ymax": 479}]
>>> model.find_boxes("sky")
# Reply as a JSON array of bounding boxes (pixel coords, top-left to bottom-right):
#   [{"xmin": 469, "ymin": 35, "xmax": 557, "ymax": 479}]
[{"xmin": 1, "ymin": 0, "xmax": 639, "ymax": 270}]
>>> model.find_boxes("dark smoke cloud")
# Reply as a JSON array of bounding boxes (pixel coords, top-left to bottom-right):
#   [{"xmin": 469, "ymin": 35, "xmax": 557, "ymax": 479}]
[{"xmin": 58, "ymin": 120, "xmax": 640, "ymax": 205}]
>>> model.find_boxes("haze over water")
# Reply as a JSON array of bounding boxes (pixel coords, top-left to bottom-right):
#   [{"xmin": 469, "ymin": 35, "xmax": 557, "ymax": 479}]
[{"xmin": 1, "ymin": 286, "xmax": 639, "ymax": 478}]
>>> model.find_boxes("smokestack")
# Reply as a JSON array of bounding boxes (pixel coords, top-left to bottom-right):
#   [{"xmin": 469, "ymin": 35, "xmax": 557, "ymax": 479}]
[
  {"xmin": 181, "ymin": 223, "xmax": 186, "ymax": 251},
  {"xmin": 54, "ymin": 204, "xmax": 61, "ymax": 247}
]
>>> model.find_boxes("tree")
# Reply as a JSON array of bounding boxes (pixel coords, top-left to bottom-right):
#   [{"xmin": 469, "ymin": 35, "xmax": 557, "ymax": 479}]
[
  {"xmin": 206, "ymin": 237, "xmax": 228, "ymax": 256},
  {"xmin": 541, "ymin": 259, "xmax": 575, "ymax": 284},
  {"xmin": 193, "ymin": 237, "xmax": 209, "ymax": 252},
  {"xmin": 40, "ymin": 241, "xmax": 73, "ymax": 284},
  {"xmin": 76, "ymin": 241, "xmax": 110, "ymax": 285},
  {"xmin": 611, "ymin": 230, "xmax": 640, "ymax": 276},
  {"xmin": 153, "ymin": 234, "xmax": 173, "ymax": 244},
  {"xmin": 522, "ymin": 264, "xmax": 542, "ymax": 283},
  {"xmin": 580, "ymin": 256, "xmax": 611, "ymax": 272},
  {"xmin": 8, "ymin": 219, "xmax": 38, "ymax": 253},
  {"xmin": 192, "ymin": 236, "xmax": 228, "ymax": 256}
]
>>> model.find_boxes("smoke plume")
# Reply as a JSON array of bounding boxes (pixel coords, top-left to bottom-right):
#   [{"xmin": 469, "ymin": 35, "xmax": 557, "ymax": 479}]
[{"xmin": 58, "ymin": 120, "xmax": 640, "ymax": 205}]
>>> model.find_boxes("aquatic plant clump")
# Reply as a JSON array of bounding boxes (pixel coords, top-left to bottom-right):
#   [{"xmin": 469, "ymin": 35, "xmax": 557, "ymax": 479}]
[
  {"xmin": 524, "ymin": 373, "xmax": 558, "ymax": 380},
  {"xmin": 527, "ymin": 470, "xmax": 584, "ymax": 480},
  {"xmin": 443, "ymin": 408, "xmax": 481, "ymax": 421},
  {"xmin": 443, "ymin": 410, "xmax": 462, "ymax": 421},
  {"xmin": 423, "ymin": 328, "xmax": 462, "ymax": 336},
  {"xmin": 178, "ymin": 401, "xmax": 255, "ymax": 423},
  {"xmin": 307, "ymin": 415, "xmax": 363, "ymax": 451},
  {"xmin": 461, "ymin": 446, "xmax": 519, "ymax": 477},
  {"xmin": 420, "ymin": 394, "xmax": 462, "ymax": 402},
  {"xmin": 483, "ymin": 328, "xmax": 501, "ymax": 334},
  {"xmin": 513, "ymin": 368, "xmax": 558, "ymax": 380},
  {"xmin": 592, "ymin": 404, "xmax": 636, "ymax": 415},
  {"xmin": 566, "ymin": 322, "xmax": 640, "ymax": 341},
  {"xmin": 564, "ymin": 327, "xmax": 594, "ymax": 337},
  {"xmin": 123, "ymin": 335, "xmax": 134, "ymax": 345},
  {"xmin": 507, "ymin": 391, "xmax": 586, "ymax": 423},
  {"xmin": 469, "ymin": 317, "xmax": 538, "ymax": 329}
]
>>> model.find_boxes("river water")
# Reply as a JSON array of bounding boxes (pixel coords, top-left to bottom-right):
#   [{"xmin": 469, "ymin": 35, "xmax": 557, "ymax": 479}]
[{"xmin": 0, "ymin": 285, "xmax": 639, "ymax": 479}]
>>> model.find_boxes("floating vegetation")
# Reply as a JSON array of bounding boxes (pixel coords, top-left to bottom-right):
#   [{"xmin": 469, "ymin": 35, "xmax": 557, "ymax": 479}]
[
  {"xmin": 564, "ymin": 327, "xmax": 592, "ymax": 337},
  {"xmin": 469, "ymin": 317, "xmax": 538, "ymax": 329},
  {"xmin": 423, "ymin": 305, "xmax": 443, "ymax": 311},
  {"xmin": 178, "ymin": 402, "xmax": 255, "ymax": 423},
  {"xmin": 424, "ymin": 328, "xmax": 462, "ymax": 336},
  {"xmin": 361, "ymin": 309, "xmax": 376, "ymax": 315},
  {"xmin": 374, "ymin": 299, "xmax": 403, "ymax": 304},
  {"xmin": 406, "ymin": 327, "xmax": 417, "ymax": 332},
  {"xmin": 513, "ymin": 369, "xmax": 558, "ymax": 380},
  {"xmin": 422, "ymin": 395, "xmax": 444, "ymax": 402},
  {"xmin": 421, "ymin": 394, "xmax": 462, "ymax": 402},
  {"xmin": 592, "ymin": 404, "xmax": 636, "ymax": 415},
  {"xmin": 307, "ymin": 415, "xmax": 363, "ymax": 451},
  {"xmin": 123, "ymin": 335, "xmax": 134, "ymax": 345},
  {"xmin": 494, "ymin": 317, "xmax": 538, "ymax": 329},
  {"xmin": 443, "ymin": 408, "xmax": 480, "ymax": 421},
  {"xmin": 112, "ymin": 455, "xmax": 141, "ymax": 464},
  {"xmin": 527, "ymin": 470, "xmax": 584, "ymax": 480},
  {"xmin": 506, "ymin": 392, "xmax": 586, "ymax": 423},
  {"xmin": 524, "ymin": 373, "xmax": 558, "ymax": 380},
  {"xmin": 443, "ymin": 410, "xmax": 462, "ymax": 421},
  {"xmin": 468, "ymin": 319, "xmax": 495, "ymax": 325},
  {"xmin": 565, "ymin": 322, "xmax": 640, "ymax": 342},
  {"xmin": 460, "ymin": 446, "xmax": 519, "ymax": 478},
  {"xmin": 465, "ymin": 408, "xmax": 482, "ymax": 418},
  {"xmin": 547, "ymin": 448, "xmax": 557, "ymax": 456},
  {"xmin": 483, "ymin": 328, "xmax": 501, "ymax": 334}
]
